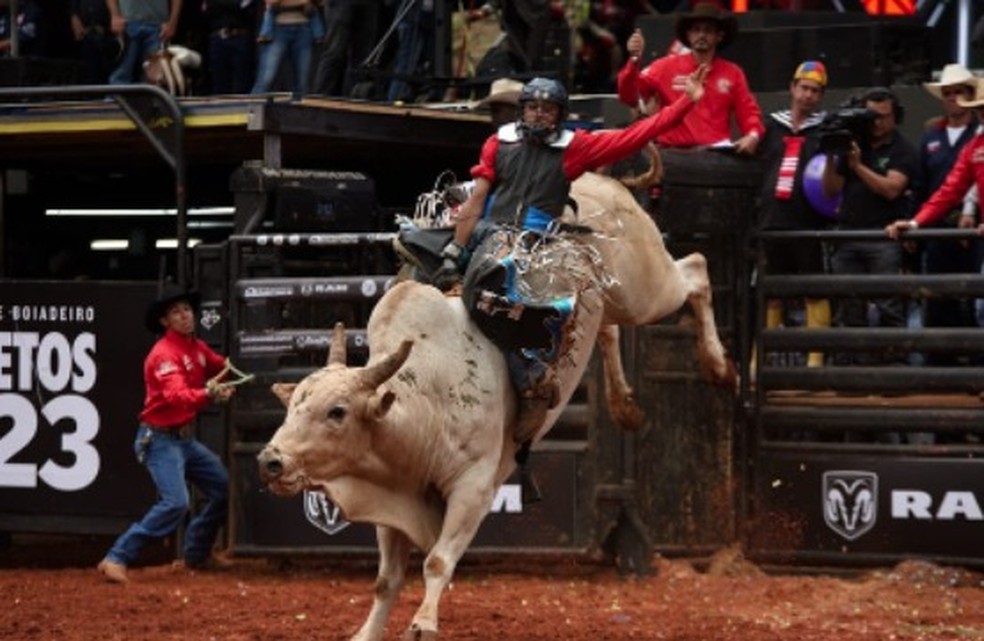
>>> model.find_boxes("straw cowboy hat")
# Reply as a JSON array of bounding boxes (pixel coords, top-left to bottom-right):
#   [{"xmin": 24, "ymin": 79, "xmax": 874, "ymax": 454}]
[
  {"xmin": 473, "ymin": 78, "xmax": 523, "ymax": 109},
  {"xmin": 675, "ymin": 1, "xmax": 739, "ymax": 50},
  {"xmin": 957, "ymin": 76, "xmax": 984, "ymax": 108},
  {"xmin": 923, "ymin": 63, "xmax": 976, "ymax": 100},
  {"xmin": 144, "ymin": 283, "xmax": 200, "ymax": 334}
]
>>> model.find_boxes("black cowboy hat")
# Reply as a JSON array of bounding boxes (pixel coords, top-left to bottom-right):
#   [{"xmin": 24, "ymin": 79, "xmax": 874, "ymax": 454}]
[
  {"xmin": 144, "ymin": 283, "xmax": 200, "ymax": 334},
  {"xmin": 675, "ymin": 1, "xmax": 739, "ymax": 50}
]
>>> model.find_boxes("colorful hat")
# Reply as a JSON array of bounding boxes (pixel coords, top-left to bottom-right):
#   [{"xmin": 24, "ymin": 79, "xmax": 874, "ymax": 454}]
[{"xmin": 793, "ymin": 61, "xmax": 828, "ymax": 87}]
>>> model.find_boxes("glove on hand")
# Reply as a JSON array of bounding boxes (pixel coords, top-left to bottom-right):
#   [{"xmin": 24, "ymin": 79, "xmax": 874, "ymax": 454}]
[{"xmin": 433, "ymin": 242, "xmax": 465, "ymax": 291}]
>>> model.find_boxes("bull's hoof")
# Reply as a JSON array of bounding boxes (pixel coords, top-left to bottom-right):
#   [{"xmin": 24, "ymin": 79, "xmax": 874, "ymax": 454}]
[
  {"xmin": 612, "ymin": 396, "xmax": 645, "ymax": 431},
  {"xmin": 403, "ymin": 623, "xmax": 438, "ymax": 640}
]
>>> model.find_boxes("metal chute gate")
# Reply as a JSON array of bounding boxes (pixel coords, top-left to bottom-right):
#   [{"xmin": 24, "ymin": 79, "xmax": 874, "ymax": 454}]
[{"xmin": 746, "ymin": 227, "xmax": 984, "ymax": 569}]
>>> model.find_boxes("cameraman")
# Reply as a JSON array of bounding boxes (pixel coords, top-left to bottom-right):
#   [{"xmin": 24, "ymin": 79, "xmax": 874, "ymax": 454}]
[{"xmin": 821, "ymin": 87, "xmax": 919, "ymax": 363}]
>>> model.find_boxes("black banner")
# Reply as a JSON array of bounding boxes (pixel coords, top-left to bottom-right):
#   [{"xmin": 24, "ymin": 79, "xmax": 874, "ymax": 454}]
[
  {"xmin": 752, "ymin": 453, "xmax": 984, "ymax": 561},
  {"xmin": 0, "ymin": 281, "xmax": 158, "ymax": 532},
  {"xmin": 232, "ymin": 450, "xmax": 578, "ymax": 552}
]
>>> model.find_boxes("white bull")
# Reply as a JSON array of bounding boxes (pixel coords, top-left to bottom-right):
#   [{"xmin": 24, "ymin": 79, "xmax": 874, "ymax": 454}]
[{"xmin": 257, "ymin": 172, "xmax": 736, "ymax": 641}]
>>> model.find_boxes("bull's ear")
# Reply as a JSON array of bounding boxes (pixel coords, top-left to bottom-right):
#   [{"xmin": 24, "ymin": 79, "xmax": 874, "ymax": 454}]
[
  {"xmin": 367, "ymin": 390, "xmax": 396, "ymax": 421},
  {"xmin": 271, "ymin": 382, "xmax": 298, "ymax": 408}
]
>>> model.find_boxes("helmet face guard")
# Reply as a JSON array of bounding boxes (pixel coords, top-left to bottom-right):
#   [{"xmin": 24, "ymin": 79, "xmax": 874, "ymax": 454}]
[{"xmin": 518, "ymin": 77, "xmax": 569, "ymax": 142}]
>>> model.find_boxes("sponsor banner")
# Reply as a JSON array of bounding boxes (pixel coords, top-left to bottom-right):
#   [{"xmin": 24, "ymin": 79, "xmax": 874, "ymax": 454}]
[
  {"xmin": 0, "ymin": 281, "xmax": 158, "ymax": 525},
  {"xmin": 238, "ymin": 329, "xmax": 370, "ymax": 356},
  {"xmin": 237, "ymin": 277, "xmax": 394, "ymax": 301},
  {"xmin": 753, "ymin": 454, "xmax": 984, "ymax": 559},
  {"xmin": 233, "ymin": 232, "xmax": 395, "ymax": 248},
  {"xmin": 233, "ymin": 450, "xmax": 578, "ymax": 551}
]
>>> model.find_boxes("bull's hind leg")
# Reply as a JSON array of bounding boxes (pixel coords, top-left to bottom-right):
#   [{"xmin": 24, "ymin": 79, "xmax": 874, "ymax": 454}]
[
  {"xmin": 676, "ymin": 252, "xmax": 738, "ymax": 390},
  {"xmin": 596, "ymin": 324, "xmax": 644, "ymax": 430},
  {"xmin": 404, "ymin": 478, "xmax": 496, "ymax": 640},
  {"xmin": 351, "ymin": 525, "xmax": 412, "ymax": 641}
]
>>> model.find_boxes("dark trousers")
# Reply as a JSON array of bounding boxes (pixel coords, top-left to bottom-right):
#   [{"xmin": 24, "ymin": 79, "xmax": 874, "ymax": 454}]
[{"xmin": 207, "ymin": 33, "xmax": 254, "ymax": 95}]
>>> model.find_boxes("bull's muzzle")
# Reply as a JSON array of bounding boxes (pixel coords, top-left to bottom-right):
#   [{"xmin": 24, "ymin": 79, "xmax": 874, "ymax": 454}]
[{"xmin": 257, "ymin": 447, "xmax": 284, "ymax": 483}]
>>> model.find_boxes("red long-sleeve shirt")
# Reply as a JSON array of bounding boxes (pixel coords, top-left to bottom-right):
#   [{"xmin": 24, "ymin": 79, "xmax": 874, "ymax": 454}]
[
  {"xmin": 913, "ymin": 134, "xmax": 984, "ymax": 227},
  {"xmin": 138, "ymin": 329, "xmax": 226, "ymax": 429},
  {"xmin": 470, "ymin": 93, "xmax": 695, "ymax": 183},
  {"xmin": 616, "ymin": 53, "xmax": 764, "ymax": 148}
]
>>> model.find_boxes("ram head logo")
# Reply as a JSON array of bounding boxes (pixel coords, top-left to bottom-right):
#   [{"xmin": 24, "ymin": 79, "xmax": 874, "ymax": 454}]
[{"xmin": 822, "ymin": 470, "xmax": 878, "ymax": 541}]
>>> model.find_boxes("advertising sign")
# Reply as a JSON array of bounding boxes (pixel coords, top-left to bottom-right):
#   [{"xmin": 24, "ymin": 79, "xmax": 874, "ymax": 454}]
[
  {"xmin": 0, "ymin": 281, "xmax": 158, "ymax": 533},
  {"xmin": 232, "ymin": 450, "xmax": 579, "ymax": 552},
  {"xmin": 752, "ymin": 453, "xmax": 984, "ymax": 561}
]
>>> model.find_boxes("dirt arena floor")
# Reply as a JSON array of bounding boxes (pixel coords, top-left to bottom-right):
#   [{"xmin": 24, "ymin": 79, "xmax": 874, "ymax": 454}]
[{"xmin": 2, "ymin": 534, "xmax": 984, "ymax": 641}]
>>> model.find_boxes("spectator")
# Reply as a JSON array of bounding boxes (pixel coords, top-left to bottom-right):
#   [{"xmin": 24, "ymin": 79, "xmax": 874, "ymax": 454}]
[
  {"xmin": 312, "ymin": 0, "xmax": 382, "ymax": 97},
  {"xmin": 386, "ymin": 0, "xmax": 434, "ymax": 103},
  {"xmin": 885, "ymin": 77, "xmax": 984, "ymax": 269},
  {"xmin": 616, "ymin": 1, "xmax": 763, "ymax": 153},
  {"xmin": 471, "ymin": 77, "xmax": 523, "ymax": 128},
  {"xmin": 71, "ymin": 0, "xmax": 118, "ymax": 83},
  {"xmin": 97, "ymin": 284, "xmax": 234, "ymax": 584},
  {"xmin": 910, "ymin": 64, "xmax": 980, "ymax": 362},
  {"xmin": 758, "ymin": 60, "xmax": 831, "ymax": 368},
  {"xmin": 0, "ymin": 0, "xmax": 44, "ymax": 57},
  {"xmin": 201, "ymin": 0, "xmax": 257, "ymax": 94},
  {"xmin": 251, "ymin": 0, "xmax": 319, "ymax": 96},
  {"xmin": 822, "ymin": 87, "xmax": 918, "ymax": 364},
  {"xmin": 107, "ymin": 0, "xmax": 183, "ymax": 85}
]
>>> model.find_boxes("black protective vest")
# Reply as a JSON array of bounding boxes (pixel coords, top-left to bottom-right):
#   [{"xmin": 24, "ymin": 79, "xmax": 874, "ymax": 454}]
[{"xmin": 489, "ymin": 126, "xmax": 571, "ymax": 227}]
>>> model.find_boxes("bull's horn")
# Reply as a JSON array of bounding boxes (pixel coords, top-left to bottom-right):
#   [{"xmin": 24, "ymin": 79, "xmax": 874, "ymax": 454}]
[
  {"xmin": 361, "ymin": 340, "xmax": 413, "ymax": 389},
  {"xmin": 327, "ymin": 322, "xmax": 347, "ymax": 368}
]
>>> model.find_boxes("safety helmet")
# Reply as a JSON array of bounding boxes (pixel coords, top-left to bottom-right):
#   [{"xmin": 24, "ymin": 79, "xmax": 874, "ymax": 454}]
[{"xmin": 518, "ymin": 77, "xmax": 569, "ymax": 141}]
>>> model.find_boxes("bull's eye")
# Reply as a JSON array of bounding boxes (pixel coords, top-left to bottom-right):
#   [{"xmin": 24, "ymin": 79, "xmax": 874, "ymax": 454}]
[{"xmin": 327, "ymin": 406, "xmax": 347, "ymax": 422}]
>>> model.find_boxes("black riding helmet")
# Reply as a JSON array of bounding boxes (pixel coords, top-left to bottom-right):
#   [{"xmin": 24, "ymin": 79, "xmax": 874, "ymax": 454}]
[{"xmin": 517, "ymin": 77, "xmax": 569, "ymax": 142}]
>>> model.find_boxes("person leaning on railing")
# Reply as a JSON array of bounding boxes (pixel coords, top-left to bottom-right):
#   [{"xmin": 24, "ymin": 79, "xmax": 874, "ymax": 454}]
[{"xmin": 885, "ymin": 76, "xmax": 984, "ymax": 240}]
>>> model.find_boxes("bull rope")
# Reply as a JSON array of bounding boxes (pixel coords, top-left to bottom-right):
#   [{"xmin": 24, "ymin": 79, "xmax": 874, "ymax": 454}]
[{"xmin": 206, "ymin": 358, "xmax": 255, "ymax": 398}]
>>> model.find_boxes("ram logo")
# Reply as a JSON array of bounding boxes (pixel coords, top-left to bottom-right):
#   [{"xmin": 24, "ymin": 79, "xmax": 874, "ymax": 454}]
[
  {"xmin": 304, "ymin": 490, "xmax": 350, "ymax": 535},
  {"xmin": 823, "ymin": 470, "xmax": 878, "ymax": 541}
]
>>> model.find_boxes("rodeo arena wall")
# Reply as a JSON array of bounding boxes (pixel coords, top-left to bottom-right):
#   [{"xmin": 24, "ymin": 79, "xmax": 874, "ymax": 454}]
[{"xmin": 2, "ymin": 9, "xmax": 984, "ymax": 572}]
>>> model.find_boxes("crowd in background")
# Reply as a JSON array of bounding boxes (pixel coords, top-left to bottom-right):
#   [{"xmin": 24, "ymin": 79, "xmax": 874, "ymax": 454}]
[{"xmin": 0, "ymin": 1, "xmax": 873, "ymax": 100}]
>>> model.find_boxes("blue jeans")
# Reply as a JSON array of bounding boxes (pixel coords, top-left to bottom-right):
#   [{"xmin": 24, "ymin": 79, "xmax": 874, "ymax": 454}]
[
  {"xmin": 109, "ymin": 21, "xmax": 162, "ymax": 85},
  {"xmin": 105, "ymin": 424, "xmax": 228, "ymax": 566},
  {"xmin": 251, "ymin": 23, "xmax": 314, "ymax": 96}
]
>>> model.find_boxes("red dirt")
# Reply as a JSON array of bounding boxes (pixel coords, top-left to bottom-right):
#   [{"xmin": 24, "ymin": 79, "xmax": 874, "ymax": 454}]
[{"xmin": 2, "ymin": 534, "xmax": 984, "ymax": 641}]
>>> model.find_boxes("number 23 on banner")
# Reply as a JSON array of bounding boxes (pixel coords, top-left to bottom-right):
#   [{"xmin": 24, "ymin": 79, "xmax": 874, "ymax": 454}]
[{"xmin": 0, "ymin": 331, "xmax": 99, "ymax": 491}]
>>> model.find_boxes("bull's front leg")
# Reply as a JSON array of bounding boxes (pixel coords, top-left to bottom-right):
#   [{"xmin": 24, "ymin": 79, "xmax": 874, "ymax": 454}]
[
  {"xmin": 596, "ymin": 324, "xmax": 644, "ymax": 430},
  {"xmin": 351, "ymin": 525, "xmax": 412, "ymax": 641},
  {"xmin": 404, "ymin": 477, "xmax": 496, "ymax": 640}
]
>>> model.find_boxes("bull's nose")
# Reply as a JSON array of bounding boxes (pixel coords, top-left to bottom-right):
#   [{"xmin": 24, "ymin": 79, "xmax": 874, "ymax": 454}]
[{"xmin": 257, "ymin": 449, "xmax": 283, "ymax": 480}]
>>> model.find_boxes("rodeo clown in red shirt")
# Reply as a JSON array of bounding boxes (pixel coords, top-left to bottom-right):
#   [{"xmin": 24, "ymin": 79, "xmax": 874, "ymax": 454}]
[
  {"xmin": 98, "ymin": 283, "xmax": 234, "ymax": 584},
  {"xmin": 616, "ymin": 1, "xmax": 764, "ymax": 154},
  {"xmin": 885, "ymin": 75, "xmax": 984, "ymax": 239}
]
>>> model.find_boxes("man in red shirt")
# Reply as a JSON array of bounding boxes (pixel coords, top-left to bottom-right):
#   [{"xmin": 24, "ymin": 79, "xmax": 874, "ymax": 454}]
[
  {"xmin": 885, "ymin": 76, "xmax": 984, "ymax": 237},
  {"xmin": 98, "ymin": 284, "xmax": 234, "ymax": 584},
  {"xmin": 616, "ymin": 1, "xmax": 763, "ymax": 153}
]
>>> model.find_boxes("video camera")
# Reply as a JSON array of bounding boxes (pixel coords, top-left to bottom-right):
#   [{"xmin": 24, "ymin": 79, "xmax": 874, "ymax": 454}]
[{"xmin": 818, "ymin": 97, "xmax": 877, "ymax": 156}]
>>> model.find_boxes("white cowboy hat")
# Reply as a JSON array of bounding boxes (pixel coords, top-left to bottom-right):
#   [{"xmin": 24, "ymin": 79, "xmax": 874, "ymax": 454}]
[
  {"xmin": 471, "ymin": 78, "xmax": 523, "ymax": 110},
  {"xmin": 957, "ymin": 76, "xmax": 984, "ymax": 108},
  {"xmin": 923, "ymin": 63, "xmax": 976, "ymax": 100}
]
